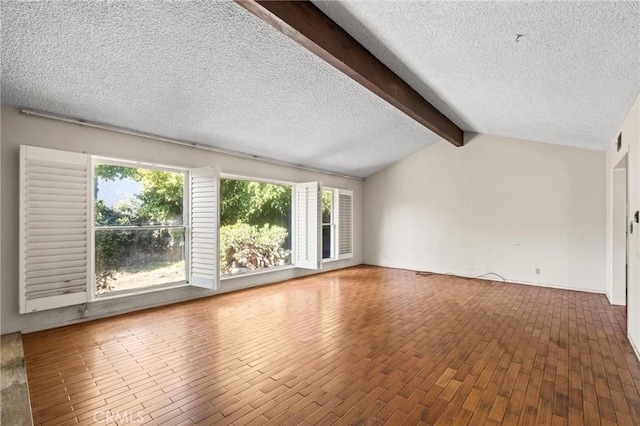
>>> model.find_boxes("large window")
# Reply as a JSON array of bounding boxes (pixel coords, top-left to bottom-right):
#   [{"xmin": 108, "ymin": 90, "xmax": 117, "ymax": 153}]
[
  {"xmin": 18, "ymin": 145, "xmax": 349, "ymax": 314},
  {"xmin": 219, "ymin": 177, "xmax": 292, "ymax": 276},
  {"xmin": 322, "ymin": 189, "xmax": 334, "ymax": 260},
  {"xmin": 93, "ymin": 162, "xmax": 186, "ymax": 295},
  {"xmin": 19, "ymin": 145, "xmax": 216, "ymax": 313},
  {"xmin": 321, "ymin": 188, "xmax": 353, "ymax": 262}
]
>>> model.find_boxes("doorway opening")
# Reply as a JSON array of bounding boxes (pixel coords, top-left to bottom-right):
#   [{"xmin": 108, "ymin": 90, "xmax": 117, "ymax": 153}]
[{"xmin": 612, "ymin": 154, "xmax": 628, "ymax": 329}]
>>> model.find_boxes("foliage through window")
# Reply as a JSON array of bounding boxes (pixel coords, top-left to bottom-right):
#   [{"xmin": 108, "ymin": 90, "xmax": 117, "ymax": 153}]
[
  {"xmin": 220, "ymin": 178, "xmax": 292, "ymax": 275},
  {"xmin": 94, "ymin": 163, "xmax": 186, "ymax": 294}
]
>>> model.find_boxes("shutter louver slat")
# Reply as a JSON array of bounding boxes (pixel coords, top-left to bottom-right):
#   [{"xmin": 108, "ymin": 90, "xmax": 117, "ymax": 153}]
[
  {"xmin": 26, "ymin": 235, "xmax": 86, "ymax": 245},
  {"xmin": 189, "ymin": 168, "xmax": 218, "ymax": 289},
  {"xmin": 26, "ymin": 279, "xmax": 86, "ymax": 293},
  {"xmin": 29, "ymin": 209, "xmax": 87, "ymax": 216},
  {"xmin": 26, "ymin": 266, "xmax": 87, "ymax": 279},
  {"xmin": 20, "ymin": 146, "xmax": 89, "ymax": 313},
  {"xmin": 28, "ymin": 202, "xmax": 87, "ymax": 210},
  {"xmin": 26, "ymin": 253, "xmax": 86, "ymax": 264},
  {"xmin": 26, "ymin": 286, "xmax": 86, "ymax": 300},
  {"xmin": 28, "ymin": 187, "xmax": 87, "ymax": 197},
  {"xmin": 28, "ymin": 173, "xmax": 87, "ymax": 184},
  {"xmin": 28, "ymin": 194, "xmax": 87, "ymax": 203},
  {"xmin": 27, "ymin": 273, "xmax": 87, "ymax": 286},
  {"xmin": 28, "ymin": 180, "xmax": 86, "ymax": 190},
  {"xmin": 27, "ymin": 221, "xmax": 87, "ymax": 229},
  {"xmin": 28, "ymin": 162, "xmax": 87, "ymax": 174},
  {"xmin": 28, "ymin": 247, "xmax": 87, "ymax": 257},
  {"xmin": 27, "ymin": 228, "xmax": 86, "ymax": 236}
]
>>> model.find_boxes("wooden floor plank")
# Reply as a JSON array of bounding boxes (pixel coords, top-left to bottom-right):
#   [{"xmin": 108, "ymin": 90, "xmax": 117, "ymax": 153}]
[{"xmin": 21, "ymin": 265, "xmax": 640, "ymax": 425}]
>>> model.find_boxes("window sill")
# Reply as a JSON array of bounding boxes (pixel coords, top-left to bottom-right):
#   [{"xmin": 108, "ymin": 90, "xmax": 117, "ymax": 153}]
[
  {"xmin": 92, "ymin": 281, "xmax": 189, "ymax": 301},
  {"xmin": 220, "ymin": 265, "xmax": 296, "ymax": 282}
]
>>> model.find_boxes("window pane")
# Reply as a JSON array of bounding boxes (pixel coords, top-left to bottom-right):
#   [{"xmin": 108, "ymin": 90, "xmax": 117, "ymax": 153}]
[
  {"xmin": 94, "ymin": 164, "xmax": 184, "ymax": 226},
  {"xmin": 220, "ymin": 179, "xmax": 292, "ymax": 275},
  {"xmin": 322, "ymin": 224, "xmax": 332, "ymax": 259},
  {"xmin": 95, "ymin": 228, "xmax": 185, "ymax": 295},
  {"xmin": 322, "ymin": 190, "xmax": 332, "ymax": 224}
]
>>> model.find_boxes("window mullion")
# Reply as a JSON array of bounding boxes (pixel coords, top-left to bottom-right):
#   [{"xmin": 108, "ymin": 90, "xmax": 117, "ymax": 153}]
[{"xmin": 95, "ymin": 225, "xmax": 186, "ymax": 231}]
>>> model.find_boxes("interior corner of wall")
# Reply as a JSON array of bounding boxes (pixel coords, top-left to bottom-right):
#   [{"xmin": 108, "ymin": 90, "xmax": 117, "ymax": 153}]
[{"xmin": 462, "ymin": 132, "xmax": 479, "ymax": 146}]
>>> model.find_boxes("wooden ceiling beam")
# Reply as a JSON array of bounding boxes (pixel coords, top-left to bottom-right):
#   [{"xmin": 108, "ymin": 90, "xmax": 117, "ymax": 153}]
[{"xmin": 235, "ymin": 0, "xmax": 464, "ymax": 147}]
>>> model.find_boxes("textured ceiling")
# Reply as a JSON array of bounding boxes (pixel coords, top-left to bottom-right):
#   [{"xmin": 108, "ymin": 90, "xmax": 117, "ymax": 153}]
[
  {"xmin": 2, "ymin": 1, "xmax": 640, "ymax": 179},
  {"xmin": 1, "ymin": 0, "xmax": 440, "ymax": 178},
  {"xmin": 314, "ymin": 0, "xmax": 640, "ymax": 151}
]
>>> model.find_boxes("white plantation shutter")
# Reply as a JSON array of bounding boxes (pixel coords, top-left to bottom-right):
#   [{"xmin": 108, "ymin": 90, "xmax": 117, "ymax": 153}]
[
  {"xmin": 337, "ymin": 190, "xmax": 353, "ymax": 259},
  {"xmin": 189, "ymin": 167, "xmax": 219, "ymax": 289},
  {"xmin": 295, "ymin": 182, "xmax": 322, "ymax": 269},
  {"xmin": 19, "ymin": 145, "xmax": 90, "ymax": 313}
]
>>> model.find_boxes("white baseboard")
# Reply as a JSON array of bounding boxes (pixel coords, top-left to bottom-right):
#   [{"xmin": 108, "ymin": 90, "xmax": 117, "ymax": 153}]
[
  {"xmin": 465, "ymin": 274, "xmax": 606, "ymax": 295},
  {"xmin": 629, "ymin": 334, "xmax": 640, "ymax": 363},
  {"xmin": 369, "ymin": 263, "xmax": 606, "ymax": 295}
]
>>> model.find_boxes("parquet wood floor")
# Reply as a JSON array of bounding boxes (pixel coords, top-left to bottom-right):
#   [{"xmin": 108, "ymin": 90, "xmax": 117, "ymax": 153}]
[{"xmin": 22, "ymin": 265, "xmax": 640, "ymax": 425}]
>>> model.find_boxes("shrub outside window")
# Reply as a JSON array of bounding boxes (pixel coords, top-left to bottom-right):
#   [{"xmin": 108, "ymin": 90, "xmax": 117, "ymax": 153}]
[
  {"xmin": 219, "ymin": 177, "xmax": 292, "ymax": 275},
  {"xmin": 93, "ymin": 162, "xmax": 187, "ymax": 295}
]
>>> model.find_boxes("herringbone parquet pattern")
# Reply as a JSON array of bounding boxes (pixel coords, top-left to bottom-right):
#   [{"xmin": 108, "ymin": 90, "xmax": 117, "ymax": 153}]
[{"xmin": 22, "ymin": 266, "xmax": 640, "ymax": 425}]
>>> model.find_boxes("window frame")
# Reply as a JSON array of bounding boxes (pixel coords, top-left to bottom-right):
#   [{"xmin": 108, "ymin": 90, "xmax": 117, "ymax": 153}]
[
  {"xmin": 321, "ymin": 187, "xmax": 354, "ymax": 262},
  {"xmin": 90, "ymin": 156, "xmax": 190, "ymax": 300},
  {"xmin": 337, "ymin": 189, "xmax": 354, "ymax": 260},
  {"xmin": 322, "ymin": 188, "xmax": 338, "ymax": 263},
  {"xmin": 19, "ymin": 144, "xmax": 354, "ymax": 313},
  {"xmin": 218, "ymin": 173, "xmax": 296, "ymax": 279}
]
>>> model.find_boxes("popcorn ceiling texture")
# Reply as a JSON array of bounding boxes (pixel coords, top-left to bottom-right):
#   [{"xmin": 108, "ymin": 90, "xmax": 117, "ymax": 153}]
[
  {"xmin": 1, "ymin": 0, "xmax": 439, "ymax": 178},
  {"xmin": 314, "ymin": 0, "xmax": 640, "ymax": 152},
  {"xmin": 2, "ymin": 1, "xmax": 639, "ymax": 178}
]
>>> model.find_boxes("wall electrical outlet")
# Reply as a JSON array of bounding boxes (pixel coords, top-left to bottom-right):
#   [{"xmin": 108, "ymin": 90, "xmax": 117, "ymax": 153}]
[{"xmin": 535, "ymin": 268, "xmax": 541, "ymax": 275}]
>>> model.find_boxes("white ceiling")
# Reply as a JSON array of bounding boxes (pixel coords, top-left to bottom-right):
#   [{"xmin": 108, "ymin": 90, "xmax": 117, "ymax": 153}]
[
  {"xmin": 314, "ymin": 0, "xmax": 640, "ymax": 151},
  {"xmin": 2, "ymin": 1, "xmax": 639, "ymax": 178},
  {"xmin": 1, "ymin": 0, "xmax": 439, "ymax": 178}
]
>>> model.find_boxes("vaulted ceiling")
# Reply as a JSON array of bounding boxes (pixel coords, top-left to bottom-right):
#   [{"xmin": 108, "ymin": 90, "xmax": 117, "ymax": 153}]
[
  {"xmin": 2, "ymin": 1, "xmax": 639, "ymax": 178},
  {"xmin": 314, "ymin": 0, "xmax": 640, "ymax": 152}
]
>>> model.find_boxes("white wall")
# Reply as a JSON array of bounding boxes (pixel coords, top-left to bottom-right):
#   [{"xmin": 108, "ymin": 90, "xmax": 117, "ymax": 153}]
[
  {"xmin": 364, "ymin": 133, "xmax": 606, "ymax": 293},
  {"xmin": 0, "ymin": 106, "xmax": 363, "ymax": 334},
  {"xmin": 606, "ymin": 94, "xmax": 640, "ymax": 357}
]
